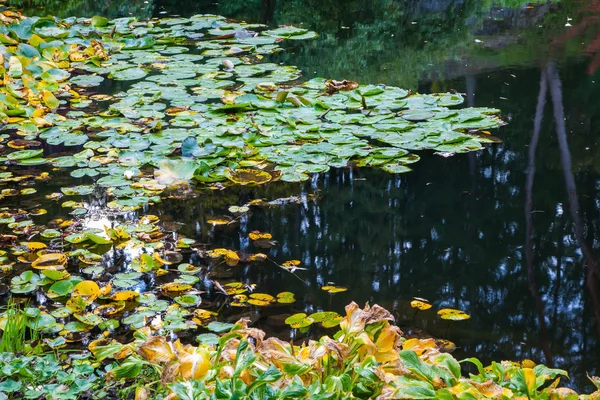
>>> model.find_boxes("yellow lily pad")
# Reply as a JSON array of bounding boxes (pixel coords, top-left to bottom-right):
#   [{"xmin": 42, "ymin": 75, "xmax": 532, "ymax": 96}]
[
  {"xmin": 226, "ymin": 168, "xmax": 272, "ymax": 186},
  {"xmin": 410, "ymin": 300, "xmax": 432, "ymax": 311},
  {"xmin": 322, "ymin": 285, "xmax": 347, "ymax": 294},
  {"xmin": 437, "ymin": 308, "xmax": 470, "ymax": 321},
  {"xmin": 31, "ymin": 253, "xmax": 67, "ymax": 270}
]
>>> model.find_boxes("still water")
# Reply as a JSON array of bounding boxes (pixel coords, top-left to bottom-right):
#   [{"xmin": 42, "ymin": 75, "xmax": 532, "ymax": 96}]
[{"xmin": 16, "ymin": 0, "xmax": 600, "ymax": 390}]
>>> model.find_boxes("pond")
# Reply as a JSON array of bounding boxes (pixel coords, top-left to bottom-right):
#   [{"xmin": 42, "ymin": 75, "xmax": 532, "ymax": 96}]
[{"xmin": 4, "ymin": 0, "xmax": 600, "ymax": 393}]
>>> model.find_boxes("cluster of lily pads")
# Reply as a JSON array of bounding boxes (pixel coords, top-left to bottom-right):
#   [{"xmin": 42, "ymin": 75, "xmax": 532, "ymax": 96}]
[
  {"xmin": 0, "ymin": 195, "xmax": 348, "ymax": 348},
  {"xmin": 0, "ymin": 10, "xmax": 503, "ymax": 211}
]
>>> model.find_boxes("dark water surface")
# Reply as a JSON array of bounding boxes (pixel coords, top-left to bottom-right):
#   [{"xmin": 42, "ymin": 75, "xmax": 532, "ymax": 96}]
[{"xmin": 13, "ymin": 0, "xmax": 600, "ymax": 390}]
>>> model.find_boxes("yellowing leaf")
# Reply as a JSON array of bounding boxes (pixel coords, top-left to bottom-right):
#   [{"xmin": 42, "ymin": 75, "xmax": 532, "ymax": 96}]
[
  {"xmin": 207, "ymin": 248, "xmax": 239, "ymax": 266},
  {"xmin": 23, "ymin": 241, "xmax": 47, "ymax": 251},
  {"xmin": 207, "ymin": 217, "xmax": 231, "ymax": 226},
  {"xmin": 410, "ymin": 300, "xmax": 432, "ymax": 311},
  {"xmin": 249, "ymin": 231, "xmax": 272, "ymax": 240},
  {"xmin": 31, "ymin": 253, "xmax": 67, "ymax": 270},
  {"xmin": 111, "ymin": 290, "xmax": 140, "ymax": 302},
  {"xmin": 73, "ymin": 280, "xmax": 100, "ymax": 302},
  {"xmin": 178, "ymin": 347, "xmax": 211, "ymax": 380},
  {"xmin": 248, "ymin": 292, "xmax": 275, "ymax": 306},
  {"xmin": 285, "ymin": 313, "xmax": 314, "ymax": 329},
  {"xmin": 249, "ymin": 253, "xmax": 267, "ymax": 262},
  {"xmin": 437, "ymin": 308, "xmax": 470, "ymax": 321},
  {"xmin": 523, "ymin": 368, "xmax": 537, "ymax": 394},
  {"xmin": 322, "ymin": 285, "xmax": 347, "ymax": 294},
  {"xmin": 281, "ymin": 260, "xmax": 300, "ymax": 268},
  {"xmin": 42, "ymin": 90, "xmax": 59, "ymax": 109},
  {"xmin": 193, "ymin": 309, "xmax": 217, "ymax": 320},
  {"xmin": 94, "ymin": 302, "xmax": 126, "ymax": 316},
  {"xmin": 98, "ymin": 283, "xmax": 112, "ymax": 297},
  {"xmin": 402, "ymin": 338, "xmax": 437, "ymax": 355},
  {"xmin": 137, "ymin": 336, "xmax": 176, "ymax": 363},
  {"xmin": 226, "ymin": 168, "xmax": 272, "ymax": 185},
  {"xmin": 276, "ymin": 292, "xmax": 295, "ymax": 304},
  {"xmin": 66, "ymin": 295, "xmax": 88, "ymax": 313},
  {"xmin": 161, "ymin": 282, "xmax": 192, "ymax": 293}
]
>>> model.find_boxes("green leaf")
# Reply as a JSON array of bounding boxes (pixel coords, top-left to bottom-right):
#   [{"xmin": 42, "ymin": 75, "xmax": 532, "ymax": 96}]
[
  {"xmin": 207, "ymin": 321, "xmax": 235, "ymax": 333},
  {"xmin": 108, "ymin": 356, "xmax": 143, "ymax": 378},
  {"xmin": 0, "ymin": 379, "xmax": 22, "ymax": 393},
  {"xmin": 91, "ymin": 16, "xmax": 109, "ymax": 27}
]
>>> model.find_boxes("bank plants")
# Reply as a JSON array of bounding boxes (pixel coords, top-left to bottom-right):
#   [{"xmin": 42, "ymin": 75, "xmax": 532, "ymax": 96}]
[
  {"xmin": 0, "ymin": 299, "xmax": 106, "ymax": 400},
  {"xmin": 91, "ymin": 302, "xmax": 599, "ymax": 400}
]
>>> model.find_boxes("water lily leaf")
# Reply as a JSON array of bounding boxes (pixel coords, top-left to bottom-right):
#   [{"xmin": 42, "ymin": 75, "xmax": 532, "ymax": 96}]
[
  {"xmin": 31, "ymin": 253, "xmax": 67, "ymax": 270},
  {"xmin": 110, "ymin": 67, "xmax": 148, "ymax": 81},
  {"xmin": 175, "ymin": 294, "xmax": 201, "ymax": 307},
  {"xmin": 40, "ymin": 229, "xmax": 61, "ymax": 239},
  {"xmin": 161, "ymin": 282, "xmax": 192, "ymax": 293},
  {"xmin": 155, "ymin": 159, "xmax": 198, "ymax": 185},
  {"xmin": 73, "ymin": 280, "xmax": 100, "ymax": 302},
  {"xmin": 41, "ymin": 269, "xmax": 70, "ymax": 281},
  {"xmin": 7, "ymin": 149, "xmax": 43, "ymax": 161},
  {"xmin": 309, "ymin": 311, "xmax": 340, "ymax": 323},
  {"xmin": 196, "ymin": 333, "xmax": 219, "ymax": 345},
  {"xmin": 382, "ymin": 163, "xmax": 412, "ymax": 174},
  {"xmin": 91, "ymin": 15, "xmax": 109, "ymax": 27},
  {"xmin": 225, "ymin": 168, "xmax": 272, "ymax": 185},
  {"xmin": 321, "ymin": 285, "xmax": 347, "ymax": 294},
  {"xmin": 47, "ymin": 280, "xmax": 74, "ymax": 299},
  {"xmin": 111, "ymin": 291, "xmax": 140, "ymax": 302},
  {"xmin": 411, "ymin": 300, "xmax": 432, "ymax": 311},
  {"xmin": 74, "ymin": 312, "xmax": 103, "ymax": 326},
  {"xmin": 94, "ymin": 302, "xmax": 126, "ymax": 317},
  {"xmin": 70, "ymin": 74, "xmax": 104, "ymax": 87},
  {"xmin": 276, "ymin": 292, "xmax": 295, "ymax": 304},
  {"xmin": 248, "ymin": 293, "xmax": 275, "ymax": 306},
  {"xmin": 61, "ymin": 185, "xmax": 95, "ymax": 196},
  {"xmin": 437, "ymin": 308, "xmax": 470, "ymax": 321},
  {"xmin": 206, "ymin": 321, "xmax": 234, "ymax": 333},
  {"xmin": 249, "ymin": 231, "xmax": 272, "ymax": 240},
  {"xmin": 285, "ymin": 313, "xmax": 314, "ymax": 328}
]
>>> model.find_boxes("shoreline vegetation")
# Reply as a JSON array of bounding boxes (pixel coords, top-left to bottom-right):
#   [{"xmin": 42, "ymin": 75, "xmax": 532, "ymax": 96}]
[{"xmin": 2, "ymin": 301, "xmax": 599, "ymax": 399}]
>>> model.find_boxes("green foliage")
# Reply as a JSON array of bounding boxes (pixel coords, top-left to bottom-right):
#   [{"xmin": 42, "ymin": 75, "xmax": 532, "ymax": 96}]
[
  {"xmin": 95, "ymin": 302, "xmax": 593, "ymax": 400},
  {"xmin": 0, "ymin": 300, "xmax": 41, "ymax": 354},
  {"xmin": 0, "ymin": 352, "xmax": 105, "ymax": 399}
]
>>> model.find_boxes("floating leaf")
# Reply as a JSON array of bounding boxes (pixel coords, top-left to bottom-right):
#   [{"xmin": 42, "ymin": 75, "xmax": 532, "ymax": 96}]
[
  {"xmin": 248, "ymin": 293, "xmax": 275, "ymax": 306},
  {"xmin": 276, "ymin": 292, "xmax": 295, "ymax": 304},
  {"xmin": 175, "ymin": 294, "xmax": 201, "ymax": 307},
  {"xmin": 437, "ymin": 308, "xmax": 470, "ymax": 321},
  {"xmin": 225, "ymin": 169, "xmax": 272, "ymax": 185},
  {"xmin": 322, "ymin": 285, "xmax": 348, "ymax": 294},
  {"xmin": 111, "ymin": 291, "xmax": 140, "ymax": 302},
  {"xmin": 249, "ymin": 231, "xmax": 272, "ymax": 240},
  {"xmin": 73, "ymin": 280, "xmax": 100, "ymax": 302},
  {"xmin": 410, "ymin": 300, "xmax": 432, "ymax": 311},
  {"xmin": 161, "ymin": 282, "xmax": 193, "ymax": 293},
  {"xmin": 285, "ymin": 313, "xmax": 314, "ymax": 329},
  {"xmin": 31, "ymin": 253, "xmax": 67, "ymax": 270}
]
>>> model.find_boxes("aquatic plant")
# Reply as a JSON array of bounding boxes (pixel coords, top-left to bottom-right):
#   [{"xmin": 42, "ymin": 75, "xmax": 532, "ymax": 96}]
[
  {"xmin": 94, "ymin": 302, "xmax": 597, "ymax": 399},
  {"xmin": 0, "ymin": 352, "xmax": 105, "ymax": 399},
  {"xmin": 0, "ymin": 9, "xmax": 504, "ymax": 212},
  {"xmin": 0, "ymin": 299, "xmax": 31, "ymax": 353}
]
